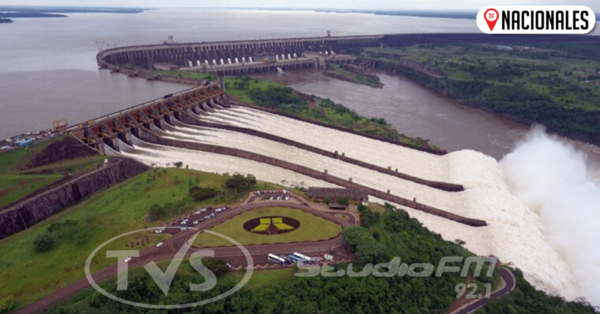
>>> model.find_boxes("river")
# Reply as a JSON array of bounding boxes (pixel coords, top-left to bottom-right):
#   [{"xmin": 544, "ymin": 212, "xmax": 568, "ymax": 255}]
[
  {"xmin": 1, "ymin": 8, "xmax": 598, "ymax": 174},
  {"xmin": 255, "ymin": 70, "xmax": 600, "ymax": 178},
  {"xmin": 0, "ymin": 8, "xmax": 478, "ymax": 140}
]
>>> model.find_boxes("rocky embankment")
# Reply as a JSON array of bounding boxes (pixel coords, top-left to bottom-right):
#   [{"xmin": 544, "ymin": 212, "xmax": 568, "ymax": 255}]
[{"xmin": 0, "ymin": 158, "xmax": 148, "ymax": 240}]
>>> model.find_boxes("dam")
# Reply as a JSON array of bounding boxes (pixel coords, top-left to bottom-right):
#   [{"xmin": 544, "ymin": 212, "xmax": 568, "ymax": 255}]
[
  {"xmin": 96, "ymin": 32, "xmax": 597, "ymax": 75},
  {"xmin": 71, "ymin": 91, "xmax": 574, "ymax": 298},
  {"xmin": 70, "ymin": 32, "xmax": 600, "ymax": 300}
]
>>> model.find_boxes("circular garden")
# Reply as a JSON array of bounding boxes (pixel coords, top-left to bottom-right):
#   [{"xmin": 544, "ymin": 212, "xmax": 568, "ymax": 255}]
[
  {"xmin": 243, "ymin": 216, "xmax": 300, "ymax": 235},
  {"xmin": 191, "ymin": 207, "xmax": 342, "ymax": 247}
]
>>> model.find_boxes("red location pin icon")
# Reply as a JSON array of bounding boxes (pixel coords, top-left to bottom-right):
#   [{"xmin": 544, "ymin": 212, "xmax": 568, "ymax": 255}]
[{"xmin": 484, "ymin": 8, "xmax": 499, "ymax": 31}]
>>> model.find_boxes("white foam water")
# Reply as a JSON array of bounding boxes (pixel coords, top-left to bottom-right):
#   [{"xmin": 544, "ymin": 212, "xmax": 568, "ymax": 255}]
[{"xmin": 119, "ymin": 107, "xmax": 594, "ymax": 302}]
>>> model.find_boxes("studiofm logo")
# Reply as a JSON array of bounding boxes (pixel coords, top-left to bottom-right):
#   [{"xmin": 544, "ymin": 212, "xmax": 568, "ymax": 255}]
[
  {"xmin": 85, "ymin": 228, "xmax": 254, "ymax": 309},
  {"xmin": 477, "ymin": 6, "xmax": 596, "ymax": 34}
]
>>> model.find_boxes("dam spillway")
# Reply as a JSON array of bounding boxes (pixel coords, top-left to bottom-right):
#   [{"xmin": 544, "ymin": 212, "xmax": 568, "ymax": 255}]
[{"xmin": 71, "ymin": 85, "xmax": 576, "ymax": 298}]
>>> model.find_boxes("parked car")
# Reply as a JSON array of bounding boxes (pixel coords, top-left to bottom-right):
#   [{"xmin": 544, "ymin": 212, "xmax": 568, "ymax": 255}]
[
  {"xmin": 156, "ymin": 242, "xmax": 164, "ymax": 247},
  {"xmin": 124, "ymin": 257, "xmax": 132, "ymax": 263}
]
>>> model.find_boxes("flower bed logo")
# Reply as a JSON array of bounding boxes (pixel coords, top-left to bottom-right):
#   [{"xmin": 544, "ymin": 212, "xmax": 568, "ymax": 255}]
[
  {"xmin": 477, "ymin": 6, "xmax": 596, "ymax": 34},
  {"xmin": 85, "ymin": 228, "xmax": 254, "ymax": 309}
]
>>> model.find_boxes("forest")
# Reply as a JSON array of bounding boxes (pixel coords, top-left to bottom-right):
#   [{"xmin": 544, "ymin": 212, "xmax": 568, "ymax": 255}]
[
  {"xmin": 368, "ymin": 42, "xmax": 600, "ymax": 144},
  {"xmin": 41, "ymin": 204, "xmax": 598, "ymax": 313}
]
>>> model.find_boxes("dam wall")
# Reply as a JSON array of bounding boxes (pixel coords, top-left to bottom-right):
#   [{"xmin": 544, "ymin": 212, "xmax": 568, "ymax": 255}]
[
  {"xmin": 97, "ymin": 34, "xmax": 382, "ymax": 70},
  {"xmin": 136, "ymin": 127, "xmax": 486, "ymax": 227},
  {"xmin": 96, "ymin": 33, "xmax": 598, "ymax": 75},
  {"xmin": 0, "ymin": 158, "xmax": 148, "ymax": 240}
]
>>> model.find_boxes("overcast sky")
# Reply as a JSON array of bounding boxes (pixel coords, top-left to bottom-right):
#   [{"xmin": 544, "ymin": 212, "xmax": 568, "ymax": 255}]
[{"xmin": 1, "ymin": 0, "xmax": 599, "ymax": 11}]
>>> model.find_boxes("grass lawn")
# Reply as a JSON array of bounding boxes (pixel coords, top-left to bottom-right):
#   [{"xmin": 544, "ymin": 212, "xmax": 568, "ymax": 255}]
[
  {"xmin": 192, "ymin": 207, "xmax": 342, "ymax": 247},
  {"xmin": 20, "ymin": 155, "xmax": 107, "ymax": 175},
  {"xmin": 0, "ymin": 168, "xmax": 237, "ymax": 309},
  {"xmin": 33, "ymin": 261, "xmax": 298, "ymax": 313},
  {"xmin": 0, "ymin": 174, "xmax": 63, "ymax": 207},
  {"xmin": 0, "ymin": 167, "xmax": 294, "ymax": 310},
  {"xmin": 0, "ymin": 136, "xmax": 107, "ymax": 208},
  {"xmin": 0, "ymin": 140, "xmax": 55, "ymax": 174}
]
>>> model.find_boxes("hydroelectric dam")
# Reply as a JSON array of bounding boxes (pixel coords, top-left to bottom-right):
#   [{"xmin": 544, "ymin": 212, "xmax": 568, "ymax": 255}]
[
  {"xmin": 69, "ymin": 33, "xmax": 592, "ymax": 296},
  {"xmin": 96, "ymin": 32, "xmax": 594, "ymax": 76}
]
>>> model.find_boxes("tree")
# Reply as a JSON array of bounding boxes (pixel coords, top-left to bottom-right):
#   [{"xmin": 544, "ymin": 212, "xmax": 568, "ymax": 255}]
[
  {"xmin": 342, "ymin": 226, "xmax": 385, "ymax": 264},
  {"xmin": 337, "ymin": 197, "xmax": 349, "ymax": 206},
  {"xmin": 33, "ymin": 233, "xmax": 55, "ymax": 251},
  {"xmin": 188, "ymin": 186, "xmax": 217, "ymax": 201},
  {"xmin": 0, "ymin": 296, "xmax": 14, "ymax": 313},
  {"xmin": 324, "ymin": 198, "xmax": 332, "ymax": 205},
  {"xmin": 147, "ymin": 203, "xmax": 166, "ymax": 221},
  {"xmin": 224, "ymin": 174, "xmax": 256, "ymax": 192},
  {"xmin": 203, "ymin": 257, "xmax": 229, "ymax": 276}
]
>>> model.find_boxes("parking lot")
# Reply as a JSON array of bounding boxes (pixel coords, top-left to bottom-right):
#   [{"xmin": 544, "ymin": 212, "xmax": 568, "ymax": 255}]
[{"xmin": 153, "ymin": 205, "xmax": 231, "ymax": 236}]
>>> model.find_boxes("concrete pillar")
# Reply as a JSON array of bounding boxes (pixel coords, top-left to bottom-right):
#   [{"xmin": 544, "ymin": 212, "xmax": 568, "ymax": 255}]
[
  {"xmin": 117, "ymin": 130, "xmax": 133, "ymax": 146},
  {"xmin": 103, "ymin": 136, "xmax": 120, "ymax": 151}
]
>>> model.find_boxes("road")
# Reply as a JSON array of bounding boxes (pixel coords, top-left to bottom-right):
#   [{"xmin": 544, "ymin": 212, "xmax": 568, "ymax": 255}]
[
  {"xmin": 13, "ymin": 200, "xmax": 353, "ymax": 314},
  {"xmin": 451, "ymin": 268, "xmax": 517, "ymax": 314}
]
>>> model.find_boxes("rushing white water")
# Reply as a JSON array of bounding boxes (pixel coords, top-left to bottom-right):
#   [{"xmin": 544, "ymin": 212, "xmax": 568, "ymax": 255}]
[
  {"xmin": 117, "ymin": 107, "xmax": 592, "ymax": 302},
  {"xmin": 501, "ymin": 127, "xmax": 600, "ymax": 305},
  {"xmin": 117, "ymin": 136, "xmax": 339, "ymax": 190}
]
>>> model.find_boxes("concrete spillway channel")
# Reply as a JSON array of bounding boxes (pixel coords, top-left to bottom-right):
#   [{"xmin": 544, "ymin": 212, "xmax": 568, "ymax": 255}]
[
  {"xmin": 106, "ymin": 105, "xmax": 581, "ymax": 297},
  {"xmin": 111, "ymin": 109, "xmax": 487, "ymax": 227}
]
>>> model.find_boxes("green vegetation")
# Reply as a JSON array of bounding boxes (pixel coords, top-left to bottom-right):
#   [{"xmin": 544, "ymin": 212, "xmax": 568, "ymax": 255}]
[
  {"xmin": 204, "ymin": 257, "xmax": 229, "ymax": 276},
  {"xmin": 481, "ymin": 268, "xmax": 597, "ymax": 314},
  {"xmin": 224, "ymin": 173, "xmax": 256, "ymax": 193},
  {"xmin": 336, "ymin": 196, "xmax": 349, "ymax": 206},
  {"xmin": 153, "ymin": 70, "xmax": 216, "ymax": 82},
  {"xmin": 25, "ymin": 200, "xmax": 598, "ymax": 314},
  {"xmin": 32, "ymin": 233, "xmax": 55, "ymax": 251},
  {"xmin": 0, "ymin": 168, "xmax": 250, "ymax": 309},
  {"xmin": 366, "ymin": 42, "xmax": 600, "ymax": 141},
  {"xmin": 0, "ymin": 295, "xmax": 14, "ymax": 313},
  {"xmin": 0, "ymin": 174, "xmax": 62, "ymax": 207},
  {"xmin": 324, "ymin": 63, "xmax": 383, "ymax": 88},
  {"xmin": 192, "ymin": 207, "xmax": 342, "ymax": 247},
  {"xmin": 0, "ymin": 136, "xmax": 105, "ymax": 208},
  {"xmin": 188, "ymin": 185, "xmax": 218, "ymax": 202}
]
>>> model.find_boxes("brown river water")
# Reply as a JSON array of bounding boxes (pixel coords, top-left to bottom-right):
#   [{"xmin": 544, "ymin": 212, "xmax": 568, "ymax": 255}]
[{"xmin": 0, "ymin": 8, "xmax": 598, "ymax": 171}]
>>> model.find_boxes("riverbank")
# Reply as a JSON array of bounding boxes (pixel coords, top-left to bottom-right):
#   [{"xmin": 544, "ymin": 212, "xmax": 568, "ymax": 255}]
[
  {"xmin": 366, "ymin": 43, "xmax": 600, "ymax": 146},
  {"xmin": 323, "ymin": 63, "xmax": 384, "ymax": 88},
  {"xmin": 147, "ymin": 70, "xmax": 442, "ymax": 152}
]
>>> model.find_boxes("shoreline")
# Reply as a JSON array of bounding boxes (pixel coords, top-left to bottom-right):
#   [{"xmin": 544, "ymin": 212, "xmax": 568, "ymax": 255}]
[{"xmin": 380, "ymin": 68, "xmax": 600, "ymax": 148}]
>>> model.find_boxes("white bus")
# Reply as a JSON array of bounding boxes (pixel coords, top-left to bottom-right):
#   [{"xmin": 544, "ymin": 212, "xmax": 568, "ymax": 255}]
[
  {"xmin": 268, "ymin": 254, "xmax": 287, "ymax": 266},
  {"xmin": 292, "ymin": 252, "xmax": 311, "ymax": 261}
]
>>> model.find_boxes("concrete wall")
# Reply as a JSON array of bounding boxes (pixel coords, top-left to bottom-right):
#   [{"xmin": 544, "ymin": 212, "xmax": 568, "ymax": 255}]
[
  {"xmin": 0, "ymin": 158, "xmax": 148, "ymax": 240},
  {"xmin": 137, "ymin": 127, "xmax": 486, "ymax": 227},
  {"xmin": 97, "ymin": 35, "xmax": 383, "ymax": 70}
]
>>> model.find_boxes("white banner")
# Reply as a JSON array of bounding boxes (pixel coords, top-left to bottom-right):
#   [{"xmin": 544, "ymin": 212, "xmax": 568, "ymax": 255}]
[{"xmin": 476, "ymin": 6, "xmax": 596, "ymax": 34}]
